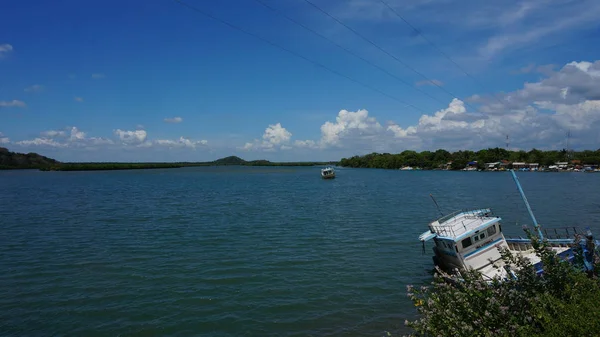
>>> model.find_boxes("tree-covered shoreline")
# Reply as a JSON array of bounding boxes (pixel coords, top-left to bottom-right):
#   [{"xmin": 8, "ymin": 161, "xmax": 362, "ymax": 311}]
[
  {"xmin": 340, "ymin": 148, "xmax": 600, "ymax": 170},
  {"xmin": 0, "ymin": 149, "xmax": 338, "ymax": 171}
]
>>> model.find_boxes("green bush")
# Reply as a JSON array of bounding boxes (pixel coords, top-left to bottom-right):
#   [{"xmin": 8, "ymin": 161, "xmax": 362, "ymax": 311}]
[{"xmin": 403, "ymin": 229, "xmax": 600, "ymax": 337}]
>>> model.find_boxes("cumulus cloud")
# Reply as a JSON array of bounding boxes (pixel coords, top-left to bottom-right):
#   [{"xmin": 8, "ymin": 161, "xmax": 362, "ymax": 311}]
[
  {"xmin": 24, "ymin": 84, "xmax": 44, "ymax": 92},
  {"xmin": 164, "ymin": 117, "xmax": 183, "ymax": 123},
  {"xmin": 70, "ymin": 127, "xmax": 86, "ymax": 141},
  {"xmin": 472, "ymin": 60, "xmax": 600, "ymax": 113},
  {"xmin": 320, "ymin": 109, "xmax": 383, "ymax": 146},
  {"xmin": 242, "ymin": 123, "xmax": 292, "ymax": 151},
  {"xmin": 290, "ymin": 59, "xmax": 600, "ymax": 153},
  {"xmin": 0, "ymin": 100, "xmax": 26, "ymax": 108},
  {"xmin": 114, "ymin": 129, "xmax": 147, "ymax": 145},
  {"xmin": 0, "ymin": 44, "xmax": 13, "ymax": 58}
]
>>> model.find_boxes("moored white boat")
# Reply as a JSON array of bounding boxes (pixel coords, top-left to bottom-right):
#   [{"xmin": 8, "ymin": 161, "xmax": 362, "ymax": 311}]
[
  {"xmin": 419, "ymin": 170, "xmax": 599, "ymax": 281},
  {"xmin": 321, "ymin": 166, "xmax": 335, "ymax": 179}
]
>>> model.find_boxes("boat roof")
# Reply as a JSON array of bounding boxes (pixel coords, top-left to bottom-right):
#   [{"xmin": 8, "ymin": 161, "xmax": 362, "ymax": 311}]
[{"xmin": 422, "ymin": 209, "xmax": 501, "ymax": 241}]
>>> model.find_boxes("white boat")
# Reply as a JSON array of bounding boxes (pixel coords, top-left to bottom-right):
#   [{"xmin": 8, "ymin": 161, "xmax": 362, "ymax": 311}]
[
  {"xmin": 419, "ymin": 170, "xmax": 598, "ymax": 281},
  {"xmin": 321, "ymin": 166, "xmax": 335, "ymax": 179}
]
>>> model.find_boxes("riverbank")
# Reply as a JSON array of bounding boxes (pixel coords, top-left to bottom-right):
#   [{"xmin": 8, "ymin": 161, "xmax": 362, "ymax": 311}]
[
  {"xmin": 0, "ymin": 149, "xmax": 338, "ymax": 171},
  {"xmin": 339, "ymin": 148, "xmax": 600, "ymax": 172}
]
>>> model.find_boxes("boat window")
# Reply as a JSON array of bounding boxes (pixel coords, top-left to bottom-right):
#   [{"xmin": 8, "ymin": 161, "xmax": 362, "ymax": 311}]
[
  {"xmin": 462, "ymin": 237, "xmax": 472, "ymax": 248},
  {"xmin": 487, "ymin": 225, "xmax": 497, "ymax": 236}
]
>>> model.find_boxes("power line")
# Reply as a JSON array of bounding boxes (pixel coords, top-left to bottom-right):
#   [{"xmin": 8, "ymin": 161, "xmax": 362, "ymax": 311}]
[
  {"xmin": 302, "ymin": 0, "xmax": 478, "ymax": 111},
  {"xmin": 251, "ymin": 0, "xmax": 450, "ymax": 107},
  {"xmin": 378, "ymin": 0, "xmax": 510, "ymax": 109},
  {"xmin": 172, "ymin": 0, "xmax": 425, "ymax": 113}
]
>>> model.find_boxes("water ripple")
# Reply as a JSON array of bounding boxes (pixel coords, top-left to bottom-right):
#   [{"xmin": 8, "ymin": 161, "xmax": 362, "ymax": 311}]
[{"xmin": 1, "ymin": 167, "xmax": 598, "ymax": 336}]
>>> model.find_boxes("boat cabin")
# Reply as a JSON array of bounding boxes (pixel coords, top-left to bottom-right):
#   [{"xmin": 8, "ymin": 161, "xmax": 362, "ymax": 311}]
[
  {"xmin": 418, "ymin": 171, "xmax": 599, "ymax": 281},
  {"xmin": 321, "ymin": 167, "xmax": 335, "ymax": 179},
  {"xmin": 420, "ymin": 209, "xmax": 509, "ymax": 278}
]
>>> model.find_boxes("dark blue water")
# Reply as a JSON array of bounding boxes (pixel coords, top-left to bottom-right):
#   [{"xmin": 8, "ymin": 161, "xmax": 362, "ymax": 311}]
[{"xmin": 1, "ymin": 167, "xmax": 599, "ymax": 336}]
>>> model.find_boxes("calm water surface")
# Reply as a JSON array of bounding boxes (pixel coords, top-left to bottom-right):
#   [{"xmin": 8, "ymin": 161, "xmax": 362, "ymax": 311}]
[{"xmin": 1, "ymin": 167, "xmax": 599, "ymax": 336}]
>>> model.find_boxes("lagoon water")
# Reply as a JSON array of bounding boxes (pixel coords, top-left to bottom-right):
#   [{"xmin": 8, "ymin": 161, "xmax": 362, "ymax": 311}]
[{"xmin": 1, "ymin": 167, "xmax": 599, "ymax": 336}]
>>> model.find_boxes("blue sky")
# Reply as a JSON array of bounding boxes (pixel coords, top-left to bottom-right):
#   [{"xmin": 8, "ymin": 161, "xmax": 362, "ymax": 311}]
[{"xmin": 1, "ymin": 0, "xmax": 600, "ymax": 162}]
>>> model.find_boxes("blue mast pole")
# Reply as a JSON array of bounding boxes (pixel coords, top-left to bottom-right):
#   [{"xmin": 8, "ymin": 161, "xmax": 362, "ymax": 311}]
[{"xmin": 510, "ymin": 169, "xmax": 544, "ymax": 240}]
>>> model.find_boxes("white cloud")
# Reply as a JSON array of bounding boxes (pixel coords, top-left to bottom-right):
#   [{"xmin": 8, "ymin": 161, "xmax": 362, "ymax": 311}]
[
  {"xmin": 16, "ymin": 138, "xmax": 67, "ymax": 148},
  {"xmin": 164, "ymin": 117, "xmax": 183, "ymax": 123},
  {"xmin": 0, "ymin": 132, "xmax": 9, "ymax": 144},
  {"xmin": 13, "ymin": 125, "xmax": 208, "ymax": 153},
  {"xmin": 155, "ymin": 137, "xmax": 208, "ymax": 149},
  {"xmin": 472, "ymin": 60, "xmax": 600, "ymax": 111},
  {"xmin": 114, "ymin": 129, "xmax": 147, "ymax": 145},
  {"xmin": 41, "ymin": 130, "xmax": 67, "ymax": 138},
  {"xmin": 320, "ymin": 109, "xmax": 383, "ymax": 147},
  {"xmin": 0, "ymin": 100, "xmax": 26, "ymax": 108},
  {"xmin": 478, "ymin": 2, "xmax": 600, "ymax": 59},
  {"xmin": 242, "ymin": 123, "xmax": 292, "ymax": 151},
  {"xmin": 70, "ymin": 127, "xmax": 86, "ymax": 141},
  {"xmin": 326, "ymin": 0, "xmax": 600, "ymax": 64},
  {"xmin": 89, "ymin": 137, "xmax": 115, "ymax": 145},
  {"xmin": 24, "ymin": 84, "xmax": 44, "ymax": 92},
  {"xmin": 16, "ymin": 126, "xmax": 112, "ymax": 149},
  {"xmin": 294, "ymin": 139, "xmax": 319, "ymax": 149},
  {"xmin": 0, "ymin": 44, "xmax": 13, "ymax": 58},
  {"xmin": 74, "ymin": 97, "xmax": 84, "ymax": 102},
  {"xmin": 91, "ymin": 73, "xmax": 105, "ymax": 79},
  {"xmin": 288, "ymin": 59, "xmax": 600, "ymax": 153},
  {"xmin": 263, "ymin": 123, "xmax": 291, "ymax": 145}
]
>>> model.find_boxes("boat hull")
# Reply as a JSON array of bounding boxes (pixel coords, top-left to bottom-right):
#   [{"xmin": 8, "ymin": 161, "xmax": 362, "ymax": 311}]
[{"xmin": 431, "ymin": 238, "xmax": 592, "ymax": 280}]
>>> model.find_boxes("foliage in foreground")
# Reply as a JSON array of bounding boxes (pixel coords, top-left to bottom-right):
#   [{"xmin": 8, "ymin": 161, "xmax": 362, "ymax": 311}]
[{"xmin": 403, "ymin": 229, "xmax": 600, "ymax": 337}]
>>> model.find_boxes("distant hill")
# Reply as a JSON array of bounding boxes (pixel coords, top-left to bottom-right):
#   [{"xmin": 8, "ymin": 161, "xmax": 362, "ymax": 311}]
[
  {"xmin": 208, "ymin": 156, "xmax": 334, "ymax": 167},
  {"xmin": 211, "ymin": 156, "xmax": 249, "ymax": 165},
  {"xmin": 0, "ymin": 148, "xmax": 337, "ymax": 171},
  {"xmin": 0, "ymin": 147, "xmax": 60, "ymax": 169}
]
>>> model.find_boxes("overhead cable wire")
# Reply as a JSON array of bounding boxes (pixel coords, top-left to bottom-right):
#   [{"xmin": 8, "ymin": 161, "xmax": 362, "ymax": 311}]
[
  {"xmin": 172, "ymin": 0, "xmax": 426, "ymax": 113},
  {"xmin": 378, "ymin": 0, "xmax": 509, "ymax": 108},
  {"xmin": 251, "ymin": 0, "xmax": 449, "ymax": 107},
  {"xmin": 302, "ymin": 0, "xmax": 478, "ymax": 111}
]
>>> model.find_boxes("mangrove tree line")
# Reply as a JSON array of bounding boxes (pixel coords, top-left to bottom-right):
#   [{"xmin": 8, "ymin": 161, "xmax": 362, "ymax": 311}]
[{"xmin": 340, "ymin": 148, "xmax": 600, "ymax": 170}]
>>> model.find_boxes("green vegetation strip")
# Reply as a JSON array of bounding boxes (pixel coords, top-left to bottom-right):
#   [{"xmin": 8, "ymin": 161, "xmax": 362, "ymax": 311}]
[
  {"xmin": 341, "ymin": 148, "xmax": 600, "ymax": 170},
  {"xmin": 1, "ymin": 149, "xmax": 337, "ymax": 171}
]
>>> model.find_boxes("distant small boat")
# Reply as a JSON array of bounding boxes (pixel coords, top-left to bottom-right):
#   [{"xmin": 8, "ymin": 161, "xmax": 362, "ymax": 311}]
[{"xmin": 321, "ymin": 167, "xmax": 335, "ymax": 179}]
